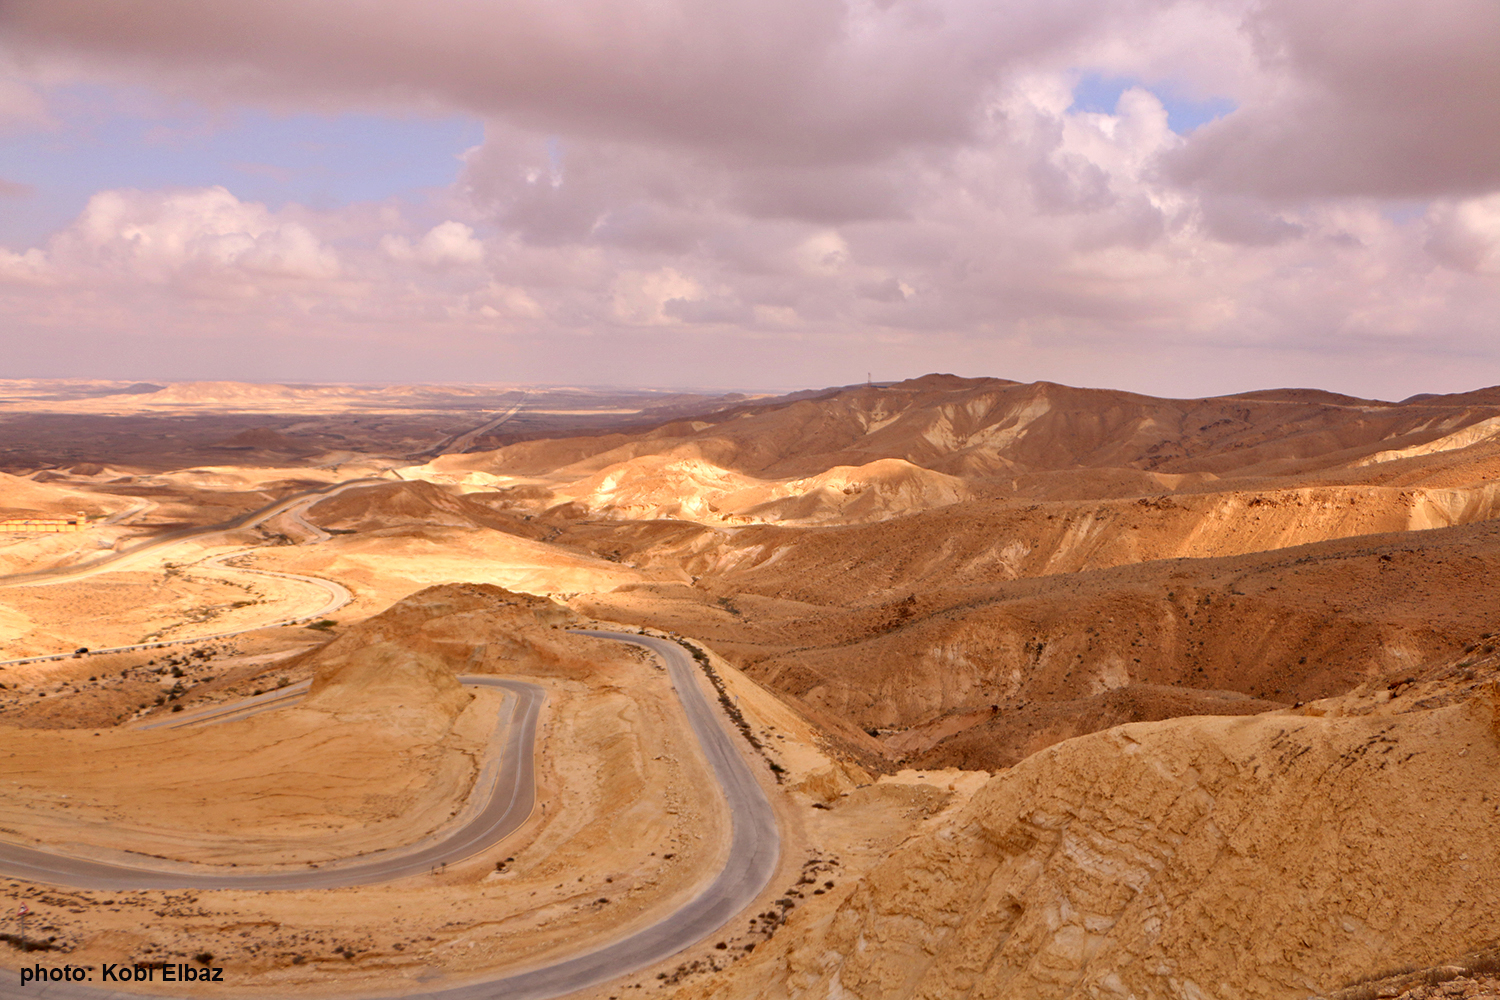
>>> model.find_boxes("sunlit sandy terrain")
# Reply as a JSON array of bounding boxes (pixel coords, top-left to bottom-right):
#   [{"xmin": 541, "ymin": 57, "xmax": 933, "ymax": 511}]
[{"xmin": 2, "ymin": 376, "xmax": 1499, "ymax": 999}]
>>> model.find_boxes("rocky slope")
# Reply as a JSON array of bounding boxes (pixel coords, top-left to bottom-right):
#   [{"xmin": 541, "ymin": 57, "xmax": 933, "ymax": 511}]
[{"xmin": 671, "ymin": 647, "xmax": 1500, "ymax": 1000}]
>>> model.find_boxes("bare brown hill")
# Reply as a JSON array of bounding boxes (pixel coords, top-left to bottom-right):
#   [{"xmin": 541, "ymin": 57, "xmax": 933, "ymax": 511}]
[
  {"xmin": 0, "ymin": 583, "xmax": 655, "ymax": 875},
  {"xmin": 11, "ymin": 373, "xmax": 1500, "ymax": 998},
  {"xmin": 567, "ymin": 481, "xmax": 1499, "ymax": 599},
  {"xmin": 434, "ymin": 375, "xmax": 1500, "ymax": 491},
  {"xmin": 533, "ymin": 453, "xmax": 974, "ymax": 525},
  {"xmin": 583, "ymin": 516, "xmax": 1500, "ymax": 768},
  {"xmin": 906, "ymin": 684, "xmax": 1288, "ymax": 769},
  {"xmin": 367, "ymin": 374, "xmax": 1500, "ymax": 773},
  {"xmin": 213, "ymin": 426, "xmax": 316, "ymax": 455}
]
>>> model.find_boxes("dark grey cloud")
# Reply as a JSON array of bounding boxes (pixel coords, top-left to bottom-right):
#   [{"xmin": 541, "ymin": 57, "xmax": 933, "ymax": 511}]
[
  {"xmin": 1168, "ymin": 0, "xmax": 1500, "ymax": 198},
  {"xmin": 1198, "ymin": 193, "xmax": 1306, "ymax": 245},
  {"xmin": 0, "ymin": 0, "xmax": 1106, "ymax": 167}
]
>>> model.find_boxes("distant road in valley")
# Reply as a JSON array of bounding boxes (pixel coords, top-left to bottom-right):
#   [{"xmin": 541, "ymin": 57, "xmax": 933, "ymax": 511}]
[
  {"xmin": 411, "ymin": 392, "xmax": 529, "ymax": 459},
  {"xmin": 0, "ymin": 477, "xmax": 384, "ymax": 589},
  {"xmin": 0, "ymin": 479, "xmax": 382, "ymax": 667}
]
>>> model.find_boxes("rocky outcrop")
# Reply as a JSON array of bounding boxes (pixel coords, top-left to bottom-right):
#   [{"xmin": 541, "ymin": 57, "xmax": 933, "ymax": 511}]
[{"xmin": 677, "ymin": 673, "xmax": 1500, "ymax": 1000}]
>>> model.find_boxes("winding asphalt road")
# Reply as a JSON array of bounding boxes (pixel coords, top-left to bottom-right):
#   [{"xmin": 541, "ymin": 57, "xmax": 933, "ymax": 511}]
[
  {"xmin": 137, "ymin": 679, "xmax": 314, "ymax": 731},
  {"xmin": 0, "ymin": 631, "xmax": 780, "ymax": 1000},
  {"xmin": 0, "ymin": 676, "xmax": 543, "ymax": 891}
]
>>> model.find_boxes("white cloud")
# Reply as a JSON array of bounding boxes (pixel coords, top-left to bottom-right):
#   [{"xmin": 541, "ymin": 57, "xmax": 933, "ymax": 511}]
[
  {"xmin": 1168, "ymin": 0, "xmax": 1500, "ymax": 198},
  {"xmin": 380, "ymin": 220, "xmax": 485, "ymax": 267},
  {"xmin": 794, "ymin": 231, "xmax": 849, "ymax": 275},
  {"xmin": 1426, "ymin": 194, "xmax": 1500, "ymax": 274},
  {"xmin": 0, "ymin": 248, "xmax": 49, "ymax": 285},
  {"xmin": 471, "ymin": 281, "xmax": 543, "ymax": 320},
  {"xmin": 48, "ymin": 187, "xmax": 340, "ymax": 289},
  {"xmin": 0, "ymin": 76, "xmax": 49, "ymax": 130},
  {"xmin": 611, "ymin": 267, "xmax": 701, "ymax": 325}
]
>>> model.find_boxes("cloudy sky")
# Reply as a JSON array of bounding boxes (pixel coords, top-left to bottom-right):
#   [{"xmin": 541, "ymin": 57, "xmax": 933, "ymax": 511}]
[{"xmin": 1, "ymin": 0, "xmax": 1497, "ymax": 398}]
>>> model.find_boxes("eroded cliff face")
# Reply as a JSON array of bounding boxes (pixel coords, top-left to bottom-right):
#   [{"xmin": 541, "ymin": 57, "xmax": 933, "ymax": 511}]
[{"xmin": 675, "ymin": 675, "xmax": 1500, "ymax": 1000}]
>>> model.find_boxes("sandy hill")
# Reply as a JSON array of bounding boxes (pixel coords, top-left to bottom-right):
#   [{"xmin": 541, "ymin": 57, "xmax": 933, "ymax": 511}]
[
  {"xmin": 1226, "ymin": 387, "xmax": 1388, "ymax": 406},
  {"xmin": 389, "ymin": 374, "xmax": 1500, "ymax": 772},
  {"xmin": 0, "ymin": 619, "xmax": 488, "ymax": 864},
  {"xmin": 411, "ymin": 375, "xmax": 1500, "ymax": 538},
  {"xmin": 134, "ymin": 381, "xmax": 309, "ymax": 405},
  {"xmin": 301, "ymin": 582, "xmax": 614, "ymax": 676},
  {"xmin": 1401, "ymin": 385, "xmax": 1500, "ymax": 406},
  {"xmin": 306, "ymin": 480, "xmax": 546, "ymax": 539},
  {"xmin": 10, "ymin": 372, "xmax": 1500, "ymax": 996},
  {"xmin": 433, "ymin": 374, "xmax": 1494, "ymax": 772},
  {"xmin": 302, "ymin": 641, "xmax": 474, "ymax": 738},
  {"xmin": 651, "ymin": 481, "xmax": 1500, "ymax": 598},
  {"xmin": 0, "ymin": 470, "xmax": 129, "ymax": 519}
]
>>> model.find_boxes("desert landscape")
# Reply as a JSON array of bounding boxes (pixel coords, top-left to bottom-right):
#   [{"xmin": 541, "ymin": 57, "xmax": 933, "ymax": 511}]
[
  {"xmin": 0, "ymin": 374, "xmax": 1495, "ymax": 1000},
  {"xmin": 4, "ymin": 0, "xmax": 1497, "ymax": 995}
]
